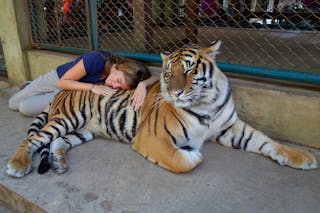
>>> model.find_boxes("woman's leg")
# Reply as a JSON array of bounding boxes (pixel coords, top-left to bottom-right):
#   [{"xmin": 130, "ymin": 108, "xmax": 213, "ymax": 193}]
[
  {"xmin": 19, "ymin": 92, "xmax": 58, "ymax": 116},
  {"xmin": 8, "ymin": 69, "xmax": 61, "ymax": 111}
]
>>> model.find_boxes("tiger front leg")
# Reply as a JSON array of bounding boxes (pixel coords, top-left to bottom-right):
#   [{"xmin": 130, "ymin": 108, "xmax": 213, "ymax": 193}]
[
  {"xmin": 132, "ymin": 135, "xmax": 203, "ymax": 173},
  {"xmin": 216, "ymin": 119, "xmax": 317, "ymax": 170},
  {"xmin": 7, "ymin": 119, "xmax": 70, "ymax": 177},
  {"xmin": 6, "ymin": 138, "xmax": 34, "ymax": 177},
  {"xmin": 49, "ymin": 128, "xmax": 95, "ymax": 174}
]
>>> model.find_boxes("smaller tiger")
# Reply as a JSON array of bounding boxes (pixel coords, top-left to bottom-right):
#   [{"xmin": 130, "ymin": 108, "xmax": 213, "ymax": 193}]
[{"xmin": 7, "ymin": 41, "xmax": 317, "ymax": 178}]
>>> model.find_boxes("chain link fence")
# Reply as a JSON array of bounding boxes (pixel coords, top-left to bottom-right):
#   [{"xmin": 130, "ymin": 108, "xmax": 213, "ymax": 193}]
[{"xmin": 28, "ymin": 0, "xmax": 319, "ymax": 74}]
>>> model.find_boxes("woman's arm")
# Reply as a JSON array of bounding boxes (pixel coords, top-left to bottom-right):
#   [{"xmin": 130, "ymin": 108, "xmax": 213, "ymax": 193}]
[
  {"xmin": 130, "ymin": 73, "xmax": 160, "ymax": 111},
  {"xmin": 58, "ymin": 59, "xmax": 117, "ymax": 96},
  {"xmin": 57, "ymin": 59, "xmax": 93, "ymax": 91}
]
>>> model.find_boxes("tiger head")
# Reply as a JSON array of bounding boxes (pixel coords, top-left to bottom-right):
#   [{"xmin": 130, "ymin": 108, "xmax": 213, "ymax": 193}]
[{"xmin": 160, "ymin": 40, "xmax": 222, "ymax": 108}]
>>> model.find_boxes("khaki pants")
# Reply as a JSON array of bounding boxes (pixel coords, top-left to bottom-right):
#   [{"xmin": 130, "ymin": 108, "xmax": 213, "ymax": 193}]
[{"xmin": 8, "ymin": 69, "xmax": 61, "ymax": 117}]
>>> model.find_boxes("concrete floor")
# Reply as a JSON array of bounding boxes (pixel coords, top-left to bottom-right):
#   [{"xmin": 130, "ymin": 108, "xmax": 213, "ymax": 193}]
[
  {"xmin": 0, "ymin": 201, "xmax": 16, "ymax": 213},
  {"xmin": 0, "ymin": 81, "xmax": 320, "ymax": 213}
]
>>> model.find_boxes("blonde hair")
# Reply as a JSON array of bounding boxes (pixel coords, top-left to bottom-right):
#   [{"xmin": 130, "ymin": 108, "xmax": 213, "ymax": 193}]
[{"xmin": 102, "ymin": 54, "xmax": 151, "ymax": 89}]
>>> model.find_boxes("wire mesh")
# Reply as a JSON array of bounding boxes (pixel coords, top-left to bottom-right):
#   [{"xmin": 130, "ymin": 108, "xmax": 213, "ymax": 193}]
[
  {"xmin": 28, "ymin": 0, "xmax": 90, "ymax": 49},
  {"xmin": 28, "ymin": 0, "xmax": 320, "ymax": 73}
]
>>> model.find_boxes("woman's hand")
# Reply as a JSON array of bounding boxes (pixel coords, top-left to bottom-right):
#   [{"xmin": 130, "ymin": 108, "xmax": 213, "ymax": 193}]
[
  {"xmin": 91, "ymin": 85, "xmax": 118, "ymax": 96},
  {"xmin": 130, "ymin": 81, "xmax": 147, "ymax": 111}
]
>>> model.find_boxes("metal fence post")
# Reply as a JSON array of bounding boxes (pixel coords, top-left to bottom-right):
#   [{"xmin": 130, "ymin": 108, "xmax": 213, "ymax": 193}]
[{"xmin": 88, "ymin": 0, "xmax": 99, "ymax": 50}]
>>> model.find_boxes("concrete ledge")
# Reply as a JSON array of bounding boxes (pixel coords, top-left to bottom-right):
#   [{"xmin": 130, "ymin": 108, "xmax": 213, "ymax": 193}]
[
  {"xmin": 0, "ymin": 184, "xmax": 46, "ymax": 213},
  {"xmin": 231, "ymin": 78, "xmax": 320, "ymax": 148}
]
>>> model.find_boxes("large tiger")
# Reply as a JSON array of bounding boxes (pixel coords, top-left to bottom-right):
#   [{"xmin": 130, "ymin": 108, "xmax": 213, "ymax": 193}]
[{"xmin": 6, "ymin": 41, "xmax": 317, "ymax": 177}]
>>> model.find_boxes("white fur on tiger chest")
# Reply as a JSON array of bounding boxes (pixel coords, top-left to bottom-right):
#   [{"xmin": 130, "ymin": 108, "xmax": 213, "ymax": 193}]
[
  {"xmin": 174, "ymin": 94, "xmax": 237, "ymax": 150},
  {"xmin": 173, "ymin": 108, "xmax": 213, "ymax": 150}
]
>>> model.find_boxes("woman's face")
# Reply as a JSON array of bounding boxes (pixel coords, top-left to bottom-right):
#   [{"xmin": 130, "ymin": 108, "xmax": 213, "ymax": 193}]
[{"xmin": 105, "ymin": 64, "xmax": 131, "ymax": 90}]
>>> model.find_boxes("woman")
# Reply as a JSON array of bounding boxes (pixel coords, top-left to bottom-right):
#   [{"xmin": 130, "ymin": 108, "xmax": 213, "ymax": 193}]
[{"xmin": 8, "ymin": 51, "xmax": 158, "ymax": 116}]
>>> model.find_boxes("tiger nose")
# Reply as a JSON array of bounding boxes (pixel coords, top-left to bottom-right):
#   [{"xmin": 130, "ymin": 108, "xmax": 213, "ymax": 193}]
[{"xmin": 170, "ymin": 90, "xmax": 183, "ymax": 97}]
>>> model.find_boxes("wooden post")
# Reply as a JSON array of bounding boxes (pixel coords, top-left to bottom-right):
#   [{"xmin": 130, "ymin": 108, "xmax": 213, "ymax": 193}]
[
  {"xmin": 145, "ymin": 0, "xmax": 153, "ymax": 51},
  {"xmin": 132, "ymin": 0, "xmax": 153, "ymax": 52},
  {"xmin": 185, "ymin": 0, "xmax": 199, "ymax": 44}
]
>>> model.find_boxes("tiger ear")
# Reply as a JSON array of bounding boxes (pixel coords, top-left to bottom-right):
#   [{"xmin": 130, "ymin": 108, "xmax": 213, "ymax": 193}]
[
  {"xmin": 160, "ymin": 51, "xmax": 170, "ymax": 61},
  {"xmin": 203, "ymin": 40, "xmax": 222, "ymax": 59}
]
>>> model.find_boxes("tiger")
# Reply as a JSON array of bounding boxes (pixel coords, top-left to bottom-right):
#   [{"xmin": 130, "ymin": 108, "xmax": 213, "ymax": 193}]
[{"xmin": 6, "ymin": 41, "xmax": 317, "ymax": 178}]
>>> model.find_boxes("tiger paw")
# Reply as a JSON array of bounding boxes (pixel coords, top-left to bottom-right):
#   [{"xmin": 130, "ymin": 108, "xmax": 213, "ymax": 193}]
[
  {"xmin": 51, "ymin": 150, "xmax": 68, "ymax": 174},
  {"xmin": 271, "ymin": 145, "xmax": 318, "ymax": 170},
  {"xmin": 52, "ymin": 160, "xmax": 68, "ymax": 174},
  {"xmin": 6, "ymin": 156, "xmax": 33, "ymax": 178},
  {"xmin": 170, "ymin": 149, "xmax": 203, "ymax": 173}
]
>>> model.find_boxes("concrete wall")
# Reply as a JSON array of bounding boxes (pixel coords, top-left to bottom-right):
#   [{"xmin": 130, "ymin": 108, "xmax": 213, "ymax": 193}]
[
  {"xmin": 26, "ymin": 50, "xmax": 77, "ymax": 79},
  {"xmin": 0, "ymin": 1, "xmax": 32, "ymax": 84},
  {"xmin": 232, "ymin": 79, "xmax": 320, "ymax": 149}
]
